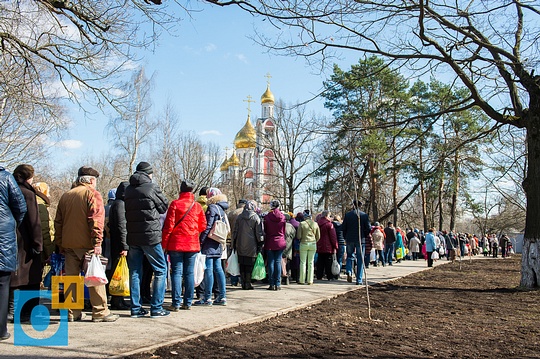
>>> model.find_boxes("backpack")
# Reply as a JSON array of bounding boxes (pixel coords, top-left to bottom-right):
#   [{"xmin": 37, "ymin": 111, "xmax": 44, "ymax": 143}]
[{"xmin": 372, "ymin": 228, "xmax": 384, "ymax": 242}]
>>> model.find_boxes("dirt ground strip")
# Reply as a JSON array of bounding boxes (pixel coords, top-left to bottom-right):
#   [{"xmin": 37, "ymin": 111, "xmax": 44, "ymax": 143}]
[{"xmin": 126, "ymin": 256, "xmax": 539, "ymax": 359}]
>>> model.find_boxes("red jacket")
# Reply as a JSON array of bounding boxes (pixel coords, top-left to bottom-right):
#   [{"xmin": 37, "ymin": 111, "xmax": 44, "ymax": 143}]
[
  {"xmin": 316, "ymin": 217, "xmax": 338, "ymax": 254},
  {"xmin": 162, "ymin": 192, "xmax": 206, "ymax": 252}
]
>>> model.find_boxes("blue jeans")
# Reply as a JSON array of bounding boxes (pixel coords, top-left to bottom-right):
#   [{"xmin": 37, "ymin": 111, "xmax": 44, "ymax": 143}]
[
  {"xmin": 337, "ymin": 244, "xmax": 346, "ymax": 273},
  {"xmin": 384, "ymin": 242, "xmax": 395, "ymax": 265},
  {"xmin": 203, "ymin": 256, "xmax": 226, "ymax": 302},
  {"xmin": 266, "ymin": 249, "xmax": 284, "ymax": 287},
  {"xmin": 168, "ymin": 251, "xmax": 197, "ymax": 307},
  {"xmin": 346, "ymin": 242, "xmax": 364, "ymax": 284},
  {"xmin": 128, "ymin": 244, "xmax": 168, "ymax": 313}
]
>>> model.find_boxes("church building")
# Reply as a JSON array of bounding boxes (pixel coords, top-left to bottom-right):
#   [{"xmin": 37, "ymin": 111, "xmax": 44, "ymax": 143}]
[{"xmin": 219, "ymin": 78, "xmax": 279, "ymax": 205}]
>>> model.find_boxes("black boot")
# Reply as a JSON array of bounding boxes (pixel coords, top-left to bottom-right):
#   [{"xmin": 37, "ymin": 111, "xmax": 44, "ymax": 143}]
[{"xmin": 7, "ymin": 289, "xmax": 14, "ymax": 323}]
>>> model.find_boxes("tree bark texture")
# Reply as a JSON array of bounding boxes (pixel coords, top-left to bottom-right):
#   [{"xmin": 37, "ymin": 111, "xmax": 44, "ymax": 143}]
[{"xmin": 521, "ymin": 121, "xmax": 540, "ymax": 288}]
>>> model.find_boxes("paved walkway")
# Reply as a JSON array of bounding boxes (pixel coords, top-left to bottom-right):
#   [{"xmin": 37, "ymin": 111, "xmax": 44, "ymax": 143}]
[{"xmin": 1, "ymin": 257, "xmax": 454, "ymax": 358}]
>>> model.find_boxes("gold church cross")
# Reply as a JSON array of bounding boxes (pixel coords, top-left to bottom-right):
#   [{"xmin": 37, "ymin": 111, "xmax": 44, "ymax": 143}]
[
  {"xmin": 243, "ymin": 95, "xmax": 255, "ymax": 115},
  {"xmin": 265, "ymin": 72, "xmax": 272, "ymax": 85}
]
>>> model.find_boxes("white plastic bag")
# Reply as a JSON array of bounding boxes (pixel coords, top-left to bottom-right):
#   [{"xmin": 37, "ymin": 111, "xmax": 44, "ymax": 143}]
[
  {"xmin": 226, "ymin": 250, "xmax": 240, "ymax": 276},
  {"xmin": 331, "ymin": 253, "xmax": 341, "ymax": 276},
  {"xmin": 84, "ymin": 254, "xmax": 108, "ymax": 287},
  {"xmin": 194, "ymin": 252, "xmax": 206, "ymax": 287},
  {"xmin": 370, "ymin": 250, "xmax": 377, "ymax": 262},
  {"xmin": 431, "ymin": 251, "xmax": 439, "ymax": 260}
]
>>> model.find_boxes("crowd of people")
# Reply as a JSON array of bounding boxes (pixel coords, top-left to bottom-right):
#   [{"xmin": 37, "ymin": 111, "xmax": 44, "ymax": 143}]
[{"xmin": 0, "ymin": 162, "xmax": 515, "ymax": 340}]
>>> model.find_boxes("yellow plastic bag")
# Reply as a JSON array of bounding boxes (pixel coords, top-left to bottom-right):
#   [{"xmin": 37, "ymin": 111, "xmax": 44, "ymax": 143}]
[{"xmin": 109, "ymin": 256, "xmax": 130, "ymax": 296}]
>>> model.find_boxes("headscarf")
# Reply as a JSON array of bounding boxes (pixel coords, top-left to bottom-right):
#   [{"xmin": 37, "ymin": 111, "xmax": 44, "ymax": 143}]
[
  {"xmin": 245, "ymin": 200, "xmax": 257, "ymax": 211},
  {"xmin": 33, "ymin": 182, "xmax": 50, "ymax": 197},
  {"xmin": 270, "ymin": 199, "xmax": 281, "ymax": 209},
  {"xmin": 206, "ymin": 187, "xmax": 222, "ymax": 199}
]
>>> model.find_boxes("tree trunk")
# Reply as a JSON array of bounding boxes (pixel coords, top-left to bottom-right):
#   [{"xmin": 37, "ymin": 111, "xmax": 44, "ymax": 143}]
[
  {"xmin": 419, "ymin": 145, "xmax": 428, "ymax": 231},
  {"xmin": 437, "ymin": 164, "xmax": 445, "ymax": 231},
  {"xmin": 449, "ymin": 151, "xmax": 459, "ymax": 232},
  {"xmin": 369, "ymin": 156, "xmax": 379, "ymax": 221},
  {"xmin": 392, "ymin": 143, "xmax": 398, "ymax": 225},
  {"xmin": 287, "ymin": 180, "xmax": 294, "ymax": 213},
  {"xmin": 521, "ymin": 121, "xmax": 540, "ymax": 288}
]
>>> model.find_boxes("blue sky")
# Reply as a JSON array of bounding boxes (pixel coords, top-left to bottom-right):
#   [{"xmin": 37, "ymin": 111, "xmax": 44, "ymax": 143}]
[{"xmin": 52, "ymin": 4, "xmax": 352, "ymax": 170}]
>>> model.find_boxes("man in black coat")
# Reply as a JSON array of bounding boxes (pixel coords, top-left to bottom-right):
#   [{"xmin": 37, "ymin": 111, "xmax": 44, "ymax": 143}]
[
  {"xmin": 107, "ymin": 181, "xmax": 130, "ymax": 309},
  {"xmin": 124, "ymin": 162, "xmax": 169, "ymax": 318},
  {"xmin": 341, "ymin": 200, "xmax": 371, "ymax": 285}
]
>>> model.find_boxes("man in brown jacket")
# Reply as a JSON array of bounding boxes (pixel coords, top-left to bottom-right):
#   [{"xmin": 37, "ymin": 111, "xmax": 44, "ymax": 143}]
[{"xmin": 54, "ymin": 166, "xmax": 118, "ymax": 323}]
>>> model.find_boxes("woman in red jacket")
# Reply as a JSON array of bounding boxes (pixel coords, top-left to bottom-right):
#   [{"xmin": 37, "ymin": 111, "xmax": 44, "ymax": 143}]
[
  {"xmin": 316, "ymin": 210, "xmax": 338, "ymax": 280},
  {"xmin": 162, "ymin": 180, "xmax": 206, "ymax": 310}
]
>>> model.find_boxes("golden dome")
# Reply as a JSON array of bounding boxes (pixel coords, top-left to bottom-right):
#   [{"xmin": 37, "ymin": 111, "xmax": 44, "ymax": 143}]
[
  {"xmin": 228, "ymin": 151, "xmax": 240, "ymax": 167},
  {"xmin": 261, "ymin": 84, "xmax": 275, "ymax": 104},
  {"xmin": 234, "ymin": 116, "xmax": 257, "ymax": 149},
  {"xmin": 220, "ymin": 156, "xmax": 229, "ymax": 172}
]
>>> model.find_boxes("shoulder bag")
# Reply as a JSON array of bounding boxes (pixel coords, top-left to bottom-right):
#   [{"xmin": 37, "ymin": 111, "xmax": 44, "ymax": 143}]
[
  {"xmin": 174, "ymin": 201, "xmax": 195, "ymax": 228},
  {"xmin": 208, "ymin": 208, "xmax": 230, "ymax": 245}
]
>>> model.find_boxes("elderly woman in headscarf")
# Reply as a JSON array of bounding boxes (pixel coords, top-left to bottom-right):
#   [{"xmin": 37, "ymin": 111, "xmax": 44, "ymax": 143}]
[
  {"xmin": 195, "ymin": 187, "xmax": 229, "ymax": 306},
  {"xmin": 264, "ymin": 200, "xmax": 286, "ymax": 291},
  {"xmin": 232, "ymin": 200, "xmax": 263, "ymax": 290}
]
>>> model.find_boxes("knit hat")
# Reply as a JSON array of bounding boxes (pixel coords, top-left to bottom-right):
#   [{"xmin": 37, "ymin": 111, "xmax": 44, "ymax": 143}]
[
  {"xmin": 78, "ymin": 166, "xmax": 100, "ymax": 178},
  {"xmin": 13, "ymin": 164, "xmax": 35, "ymax": 182},
  {"xmin": 295, "ymin": 212, "xmax": 304, "ymax": 221},
  {"xmin": 270, "ymin": 199, "xmax": 281, "ymax": 209},
  {"xmin": 136, "ymin": 161, "xmax": 153, "ymax": 174},
  {"xmin": 108, "ymin": 189, "xmax": 117, "ymax": 201},
  {"xmin": 206, "ymin": 187, "xmax": 221, "ymax": 199},
  {"xmin": 180, "ymin": 179, "xmax": 195, "ymax": 193},
  {"xmin": 199, "ymin": 186, "xmax": 209, "ymax": 196},
  {"xmin": 303, "ymin": 209, "xmax": 311, "ymax": 219}
]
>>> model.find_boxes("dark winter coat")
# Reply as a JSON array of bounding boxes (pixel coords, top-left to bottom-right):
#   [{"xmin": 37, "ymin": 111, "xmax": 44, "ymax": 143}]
[
  {"xmin": 0, "ymin": 168, "xmax": 26, "ymax": 273},
  {"xmin": 384, "ymin": 226, "xmax": 397, "ymax": 245},
  {"xmin": 264, "ymin": 208, "xmax": 286, "ymax": 251},
  {"xmin": 283, "ymin": 223, "xmax": 296, "ymax": 260},
  {"xmin": 124, "ymin": 172, "xmax": 168, "ymax": 246},
  {"xmin": 333, "ymin": 221, "xmax": 345, "ymax": 246},
  {"xmin": 109, "ymin": 182, "xmax": 129, "ymax": 257},
  {"xmin": 342, "ymin": 209, "xmax": 371, "ymax": 244},
  {"xmin": 200, "ymin": 194, "xmax": 229, "ymax": 258},
  {"xmin": 232, "ymin": 208, "xmax": 263, "ymax": 258},
  {"xmin": 316, "ymin": 217, "xmax": 338, "ymax": 254},
  {"xmin": 11, "ymin": 180, "xmax": 43, "ymax": 287}
]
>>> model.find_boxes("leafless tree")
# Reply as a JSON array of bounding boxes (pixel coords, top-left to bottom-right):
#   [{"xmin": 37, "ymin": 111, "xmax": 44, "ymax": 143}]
[
  {"xmin": 150, "ymin": 102, "xmax": 221, "ymax": 200},
  {"xmin": 0, "ymin": 58, "xmax": 68, "ymax": 168},
  {"xmin": 0, "ymin": 1, "xmax": 193, "ymax": 168},
  {"xmin": 263, "ymin": 100, "xmax": 322, "ymax": 212},
  {"xmin": 206, "ymin": 0, "xmax": 540, "ymax": 288},
  {"xmin": 107, "ymin": 67, "xmax": 156, "ymax": 175}
]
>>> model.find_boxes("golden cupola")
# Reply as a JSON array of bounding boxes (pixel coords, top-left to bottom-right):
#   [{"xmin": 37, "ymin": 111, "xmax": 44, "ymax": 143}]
[
  {"xmin": 261, "ymin": 84, "xmax": 275, "ymax": 104},
  {"xmin": 220, "ymin": 156, "xmax": 229, "ymax": 172},
  {"xmin": 234, "ymin": 116, "xmax": 257, "ymax": 149},
  {"xmin": 228, "ymin": 151, "xmax": 240, "ymax": 167}
]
